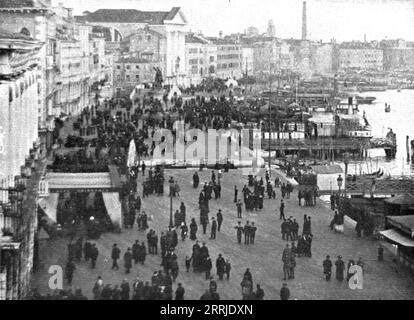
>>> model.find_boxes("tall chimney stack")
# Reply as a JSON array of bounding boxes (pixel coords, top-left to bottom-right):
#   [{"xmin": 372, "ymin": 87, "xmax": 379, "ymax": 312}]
[{"xmin": 302, "ymin": 1, "xmax": 307, "ymax": 40}]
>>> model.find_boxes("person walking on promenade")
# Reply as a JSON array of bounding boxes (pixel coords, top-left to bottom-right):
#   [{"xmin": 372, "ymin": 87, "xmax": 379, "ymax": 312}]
[
  {"xmin": 111, "ymin": 243, "xmax": 121, "ymax": 270},
  {"xmin": 90, "ymin": 243, "xmax": 98, "ymax": 269},
  {"xmin": 323, "ymin": 255, "xmax": 333, "ymax": 281},
  {"xmin": 280, "ymin": 283, "xmax": 290, "ymax": 300},
  {"xmin": 335, "ymin": 256, "xmax": 345, "ymax": 282},
  {"xmin": 279, "ymin": 200, "xmax": 285, "ymax": 220},
  {"xmin": 244, "ymin": 221, "xmax": 251, "ymax": 245},
  {"xmin": 236, "ymin": 199, "xmax": 242, "ymax": 218},
  {"xmin": 250, "ymin": 222, "xmax": 257, "ymax": 244},
  {"xmin": 234, "ymin": 221, "xmax": 244, "ymax": 244},
  {"xmin": 234, "ymin": 185, "xmax": 238, "ymax": 203},
  {"xmin": 124, "ymin": 248, "xmax": 133, "ymax": 274},
  {"xmin": 175, "ymin": 283, "xmax": 185, "ymax": 300},
  {"xmin": 210, "ymin": 217, "xmax": 217, "ymax": 240},
  {"xmin": 225, "ymin": 260, "xmax": 231, "ymax": 280},
  {"xmin": 65, "ymin": 258, "xmax": 76, "ymax": 285},
  {"xmin": 217, "ymin": 209, "xmax": 223, "ymax": 232}
]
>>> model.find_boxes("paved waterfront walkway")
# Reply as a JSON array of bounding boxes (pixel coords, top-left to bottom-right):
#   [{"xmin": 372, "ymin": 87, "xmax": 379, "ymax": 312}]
[{"xmin": 31, "ymin": 168, "xmax": 414, "ymax": 300}]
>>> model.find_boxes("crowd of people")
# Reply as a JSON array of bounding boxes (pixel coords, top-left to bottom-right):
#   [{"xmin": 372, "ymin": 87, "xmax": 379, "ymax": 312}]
[{"xmin": 31, "ymin": 88, "xmax": 378, "ymax": 301}]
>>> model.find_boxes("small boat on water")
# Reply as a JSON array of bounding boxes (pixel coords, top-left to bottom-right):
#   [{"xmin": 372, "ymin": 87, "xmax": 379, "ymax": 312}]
[
  {"xmin": 385, "ymin": 103, "xmax": 391, "ymax": 112},
  {"xmin": 355, "ymin": 96, "xmax": 376, "ymax": 105}
]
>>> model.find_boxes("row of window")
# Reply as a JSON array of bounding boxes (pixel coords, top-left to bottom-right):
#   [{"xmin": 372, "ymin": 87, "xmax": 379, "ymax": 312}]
[
  {"xmin": 116, "ymin": 64, "xmax": 154, "ymax": 71},
  {"xmin": 217, "ymin": 62, "xmax": 239, "ymax": 69},
  {"xmin": 218, "ymin": 46, "xmax": 240, "ymax": 51},
  {"xmin": 217, "ymin": 54, "xmax": 242, "ymax": 60},
  {"xmin": 117, "ymin": 74, "xmax": 140, "ymax": 82}
]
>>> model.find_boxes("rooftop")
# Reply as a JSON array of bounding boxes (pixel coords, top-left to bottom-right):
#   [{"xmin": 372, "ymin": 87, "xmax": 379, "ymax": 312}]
[
  {"xmin": 186, "ymin": 33, "xmax": 209, "ymax": 45},
  {"xmin": 386, "ymin": 215, "xmax": 414, "ymax": 238},
  {"xmin": 0, "ymin": 0, "xmax": 47, "ymax": 9},
  {"xmin": 0, "ymin": 28, "xmax": 33, "ymax": 41},
  {"xmin": 76, "ymin": 7, "xmax": 183, "ymax": 25}
]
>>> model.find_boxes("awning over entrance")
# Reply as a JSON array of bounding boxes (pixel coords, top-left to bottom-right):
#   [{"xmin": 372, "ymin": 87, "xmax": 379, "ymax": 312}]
[
  {"xmin": 380, "ymin": 228, "xmax": 414, "ymax": 247},
  {"xmin": 39, "ymin": 193, "xmax": 59, "ymax": 222},
  {"xmin": 102, "ymin": 192, "xmax": 122, "ymax": 227}
]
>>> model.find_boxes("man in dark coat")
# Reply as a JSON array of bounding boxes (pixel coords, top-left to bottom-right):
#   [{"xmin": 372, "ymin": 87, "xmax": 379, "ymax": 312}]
[
  {"xmin": 279, "ymin": 200, "xmax": 285, "ymax": 220},
  {"xmin": 193, "ymin": 172, "xmax": 199, "ymax": 188},
  {"xmin": 280, "ymin": 283, "xmax": 290, "ymax": 300},
  {"xmin": 217, "ymin": 209, "xmax": 223, "ymax": 232},
  {"xmin": 138, "ymin": 242, "xmax": 147, "ymax": 264},
  {"xmin": 205, "ymin": 256, "xmax": 213, "ymax": 280},
  {"xmin": 225, "ymin": 260, "xmax": 231, "ymax": 280},
  {"xmin": 120, "ymin": 279, "xmax": 130, "ymax": 300},
  {"xmin": 250, "ymin": 222, "xmax": 257, "ymax": 244},
  {"xmin": 90, "ymin": 243, "xmax": 98, "ymax": 269},
  {"xmin": 190, "ymin": 218, "xmax": 198, "ymax": 240},
  {"xmin": 210, "ymin": 217, "xmax": 217, "ymax": 239},
  {"xmin": 132, "ymin": 240, "xmax": 139, "ymax": 264},
  {"xmin": 216, "ymin": 254, "xmax": 226, "ymax": 280},
  {"xmin": 83, "ymin": 241, "xmax": 91, "ymax": 261},
  {"xmin": 65, "ymin": 259, "xmax": 76, "ymax": 285},
  {"xmin": 234, "ymin": 185, "xmax": 238, "ymax": 203},
  {"xmin": 192, "ymin": 241, "xmax": 201, "ymax": 272},
  {"xmin": 200, "ymin": 214, "xmax": 209, "ymax": 235},
  {"xmin": 244, "ymin": 221, "xmax": 251, "ymax": 245},
  {"xmin": 236, "ymin": 200, "xmax": 242, "ymax": 218},
  {"xmin": 175, "ymin": 283, "xmax": 185, "ymax": 300},
  {"xmin": 255, "ymin": 284, "xmax": 264, "ymax": 300},
  {"xmin": 124, "ymin": 248, "xmax": 133, "ymax": 274},
  {"xmin": 335, "ymin": 255, "xmax": 345, "ymax": 281},
  {"xmin": 111, "ymin": 243, "xmax": 121, "ymax": 270},
  {"xmin": 234, "ymin": 221, "xmax": 244, "ymax": 244},
  {"xmin": 74, "ymin": 238, "xmax": 83, "ymax": 262}
]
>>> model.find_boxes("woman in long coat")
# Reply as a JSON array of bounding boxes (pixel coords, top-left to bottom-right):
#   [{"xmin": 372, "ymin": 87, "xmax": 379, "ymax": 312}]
[
  {"xmin": 335, "ymin": 256, "xmax": 345, "ymax": 281},
  {"xmin": 189, "ymin": 218, "xmax": 198, "ymax": 240}
]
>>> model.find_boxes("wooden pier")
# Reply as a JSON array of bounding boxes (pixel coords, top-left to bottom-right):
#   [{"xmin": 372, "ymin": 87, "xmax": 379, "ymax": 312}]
[
  {"xmin": 258, "ymin": 137, "xmax": 371, "ymax": 158},
  {"xmin": 345, "ymin": 176, "xmax": 414, "ymax": 196}
]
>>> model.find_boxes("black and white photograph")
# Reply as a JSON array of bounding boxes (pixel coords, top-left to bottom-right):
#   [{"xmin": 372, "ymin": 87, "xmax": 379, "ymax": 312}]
[{"xmin": 0, "ymin": 0, "xmax": 414, "ymax": 304}]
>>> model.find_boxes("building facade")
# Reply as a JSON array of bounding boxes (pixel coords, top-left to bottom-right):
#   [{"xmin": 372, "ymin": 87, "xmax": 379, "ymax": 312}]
[
  {"xmin": 253, "ymin": 38, "xmax": 292, "ymax": 76},
  {"xmin": 338, "ymin": 42, "xmax": 383, "ymax": 71},
  {"xmin": 114, "ymin": 57, "xmax": 160, "ymax": 93},
  {"xmin": 185, "ymin": 33, "xmax": 209, "ymax": 85},
  {"xmin": 310, "ymin": 42, "xmax": 334, "ymax": 75},
  {"xmin": 381, "ymin": 39, "xmax": 414, "ymax": 71},
  {"xmin": 209, "ymin": 38, "xmax": 242, "ymax": 80},
  {"xmin": 0, "ymin": 28, "xmax": 42, "ymax": 300},
  {"xmin": 78, "ymin": 7, "xmax": 188, "ymax": 85}
]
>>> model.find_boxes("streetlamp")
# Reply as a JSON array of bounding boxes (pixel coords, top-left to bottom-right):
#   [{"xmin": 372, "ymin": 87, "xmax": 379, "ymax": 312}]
[{"xmin": 337, "ymin": 174, "xmax": 343, "ymax": 195}]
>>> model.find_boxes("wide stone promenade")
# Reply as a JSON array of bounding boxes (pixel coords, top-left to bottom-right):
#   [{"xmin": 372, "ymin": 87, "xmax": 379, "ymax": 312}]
[{"xmin": 31, "ymin": 168, "xmax": 414, "ymax": 300}]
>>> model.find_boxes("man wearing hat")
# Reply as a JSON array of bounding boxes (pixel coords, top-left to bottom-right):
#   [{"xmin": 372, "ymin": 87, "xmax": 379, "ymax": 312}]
[
  {"xmin": 335, "ymin": 255, "xmax": 345, "ymax": 281},
  {"xmin": 210, "ymin": 217, "xmax": 217, "ymax": 239},
  {"xmin": 323, "ymin": 255, "xmax": 332, "ymax": 281},
  {"xmin": 217, "ymin": 209, "xmax": 223, "ymax": 232},
  {"xmin": 124, "ymin": 248, "xmax": 133, "ymax": 274},
  {"xmin": 234, "ymin": 221, "xmax": 244, "ymax": 244}
]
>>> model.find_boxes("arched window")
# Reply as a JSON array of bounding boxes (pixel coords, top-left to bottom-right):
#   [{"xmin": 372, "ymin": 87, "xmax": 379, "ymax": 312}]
[{"xmin": 20, "ymin": 27, "xmax": 30, "ymax": 37}]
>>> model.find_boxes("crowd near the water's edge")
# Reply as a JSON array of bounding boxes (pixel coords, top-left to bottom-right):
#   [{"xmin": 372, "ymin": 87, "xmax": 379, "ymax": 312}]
[{"xmin": 29, "ymin": 91, "xmax": 368, "ymax": 300}]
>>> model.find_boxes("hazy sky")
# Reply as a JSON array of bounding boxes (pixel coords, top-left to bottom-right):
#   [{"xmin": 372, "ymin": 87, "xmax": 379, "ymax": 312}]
[{"xmin": 54, "ymin": 0, "xmax": 414, "ymax": 41}]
